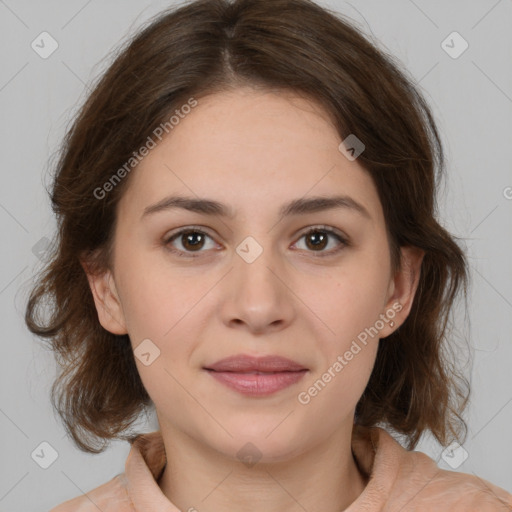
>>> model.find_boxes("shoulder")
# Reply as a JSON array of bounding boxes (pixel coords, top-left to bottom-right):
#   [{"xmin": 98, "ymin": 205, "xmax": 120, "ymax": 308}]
[
  {"xmin": 421, "ymin": 464, "xmax": 512, "ymax": 511},
  {"xmin": 49, "ymin": 474, "xmax": 134, "ymax": 512},
  {"xmin": 366, "ymin": 427, "xmax": 512, "ymax": 510},
  {"xmin": 398, "ymin": 449, "xmax": 512, "ymax": 511}
]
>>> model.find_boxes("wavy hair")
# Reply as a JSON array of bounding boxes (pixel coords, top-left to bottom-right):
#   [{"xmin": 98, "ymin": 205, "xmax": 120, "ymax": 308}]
[{"xmin": 24, "ymin": 0, "xmax": 470, "ymax": 453}]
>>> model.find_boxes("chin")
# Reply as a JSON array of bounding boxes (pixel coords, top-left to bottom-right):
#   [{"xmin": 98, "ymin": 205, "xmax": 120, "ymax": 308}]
[{"xmin": 211, "ymin": 419, "xmax": 312, "ymax": 463}]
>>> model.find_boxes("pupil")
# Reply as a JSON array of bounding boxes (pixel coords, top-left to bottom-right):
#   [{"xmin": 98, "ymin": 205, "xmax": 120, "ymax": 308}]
[
  {"xmin": 308, "ymin": 232, "xmax": 327, "ymax": 250},
  {"xmin": 184, "ymin": 232, "xmax": 203, "ymax": 250}
]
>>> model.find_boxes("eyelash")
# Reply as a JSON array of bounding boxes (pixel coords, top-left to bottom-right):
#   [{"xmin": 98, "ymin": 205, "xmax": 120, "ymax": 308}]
[{"xmin": 163, "ymin": 225, "xmax": 349, "ymax": 259}]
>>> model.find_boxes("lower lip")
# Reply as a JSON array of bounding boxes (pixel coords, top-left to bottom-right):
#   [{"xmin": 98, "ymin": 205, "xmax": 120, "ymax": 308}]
[{"xmin": 205, "ymin": 369, "xmax": 308, "ymax": 396}]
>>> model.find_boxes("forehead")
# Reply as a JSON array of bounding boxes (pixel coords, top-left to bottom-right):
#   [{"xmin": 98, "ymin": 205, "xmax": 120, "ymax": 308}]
[{"xmin": 117, "ymin": 88, "xmax": 383, "ymax": 225}]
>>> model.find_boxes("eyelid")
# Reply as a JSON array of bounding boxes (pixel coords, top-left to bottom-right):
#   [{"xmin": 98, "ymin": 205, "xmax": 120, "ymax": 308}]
[{"xmin": 298, "ymin": 224, "xmax": 348, "ymax": 241}]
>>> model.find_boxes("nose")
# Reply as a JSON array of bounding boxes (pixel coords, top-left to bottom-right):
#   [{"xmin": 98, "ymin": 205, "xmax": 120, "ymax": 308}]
[{"xmin": 219, "ymin": 237, "xmax": 296, "ymax": 335}]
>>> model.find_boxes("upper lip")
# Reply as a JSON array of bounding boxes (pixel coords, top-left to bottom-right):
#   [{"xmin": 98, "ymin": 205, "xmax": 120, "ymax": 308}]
[{"xmin": 204, "ymin": 354, "xmax": 308, "ymax": 372}]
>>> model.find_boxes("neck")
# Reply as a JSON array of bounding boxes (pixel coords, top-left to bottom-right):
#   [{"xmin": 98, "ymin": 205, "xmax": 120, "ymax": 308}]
[{"xmin": 157, "ymin": 421, "xmax": 368, "ymax": 512}]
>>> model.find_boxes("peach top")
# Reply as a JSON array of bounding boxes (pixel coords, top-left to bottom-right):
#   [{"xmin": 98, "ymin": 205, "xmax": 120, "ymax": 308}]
[{"xmin": 51, "ymin": 425, "xmax": 512, "ymax": 511}]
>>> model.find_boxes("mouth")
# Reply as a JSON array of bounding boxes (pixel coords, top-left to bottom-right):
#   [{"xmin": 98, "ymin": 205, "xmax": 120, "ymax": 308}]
[{"xmin": 202, "ymin": 354, "xmax": 309, "ymax": 396}]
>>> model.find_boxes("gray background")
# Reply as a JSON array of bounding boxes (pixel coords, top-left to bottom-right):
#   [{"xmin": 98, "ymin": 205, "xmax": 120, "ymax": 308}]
[{"xmin": 1, "ymin": 0, "xmax": 511, "ymax": 510}]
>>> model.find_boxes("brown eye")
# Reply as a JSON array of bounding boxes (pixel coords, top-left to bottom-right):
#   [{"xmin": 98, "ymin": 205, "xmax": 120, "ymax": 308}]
[
  {"xmin": 179, "ymin": 231, "xmax": 207, "ymax": 251},
  {"xmin": 305, "ymin": 230, "xmax": 328, "ymax": 251},
  {"xmin": 164, "ymin": 228, "xmax": 215, "ymax": 257},
  {"xmin": 163, "ymin": 225, "xmax": 349, "ymax": 259},
  {"xmin": 295, "ymin": 227, "xmax": 348, "ymax": 257}
]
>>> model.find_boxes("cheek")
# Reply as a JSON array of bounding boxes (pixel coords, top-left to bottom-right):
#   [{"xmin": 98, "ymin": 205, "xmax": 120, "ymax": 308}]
[
  {"xmin": 296, "ymin": 276, "xmax": 383, "ymax": 422},
  {"xmin": 117, "ymin": 251, "xmax": 203, "ymax": 341},
  {"xmin": 314, "ymin": 256, "xmax": 390, "ymax": 342},
  {"xmin": 300, "ymin": 251, "xmax": 389, "ymax": 402}
]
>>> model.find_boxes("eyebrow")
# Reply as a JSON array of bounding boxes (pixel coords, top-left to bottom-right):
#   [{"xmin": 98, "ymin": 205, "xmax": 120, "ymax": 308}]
[{"xmin": 141, "ymin": 194, "xmax": 371, "ymax": 220}]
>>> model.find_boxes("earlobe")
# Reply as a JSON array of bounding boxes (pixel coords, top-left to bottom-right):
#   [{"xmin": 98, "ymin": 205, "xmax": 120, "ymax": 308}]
[{"xmin": 80, "ymin": 259, "xmax": 128, "ymax": 335}]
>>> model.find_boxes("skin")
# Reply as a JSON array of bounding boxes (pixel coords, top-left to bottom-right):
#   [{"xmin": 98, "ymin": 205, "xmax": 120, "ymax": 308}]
[{"xmin": 83, "ymin": 87, "xmax": 424, "ymax": 512}]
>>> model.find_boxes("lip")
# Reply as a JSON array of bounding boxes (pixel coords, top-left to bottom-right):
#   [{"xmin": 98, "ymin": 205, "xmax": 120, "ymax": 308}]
[
  {"xmin": 205, "ymin": 370, "xmax": 307, "ymax": 396},
  {"xmin": 204, "ymin": 354, "xmax": 307, "ymax": 372},
  {"xmin": 203, "ymin": 354, "xmax": 308, "ymax": 397}
]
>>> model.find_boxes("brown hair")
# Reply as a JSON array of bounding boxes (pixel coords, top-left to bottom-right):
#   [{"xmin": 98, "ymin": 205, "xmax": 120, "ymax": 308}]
[{"xmin": 24, "ymin": 0, "xmax": 470, "ymax": 453}]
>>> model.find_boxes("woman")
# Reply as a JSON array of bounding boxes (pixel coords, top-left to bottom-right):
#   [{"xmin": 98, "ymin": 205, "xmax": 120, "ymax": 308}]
[{"xmin": 25, "ymin": 0, "xmax": 512, "ymax": 510}]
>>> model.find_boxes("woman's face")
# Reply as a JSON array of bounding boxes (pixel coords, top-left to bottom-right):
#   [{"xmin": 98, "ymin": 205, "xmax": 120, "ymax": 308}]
[{"xmin": 86, "ymin": 87, "xmax": 422, "ymax": 462}]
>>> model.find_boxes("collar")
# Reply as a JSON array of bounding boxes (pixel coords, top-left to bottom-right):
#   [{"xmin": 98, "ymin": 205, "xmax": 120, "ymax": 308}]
[{"xmin": 121, "ymin": 424, "xmax": 439, "ymax": 510}]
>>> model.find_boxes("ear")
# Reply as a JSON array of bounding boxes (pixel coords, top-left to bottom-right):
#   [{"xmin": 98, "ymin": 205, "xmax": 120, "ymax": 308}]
[
  {"xmin": 380, "ymin": 245, "xmax": 425, "ymax": 338},
  {"xmin": 80, "ymin": 258, "xmax": 128, "ymax": 335}
]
